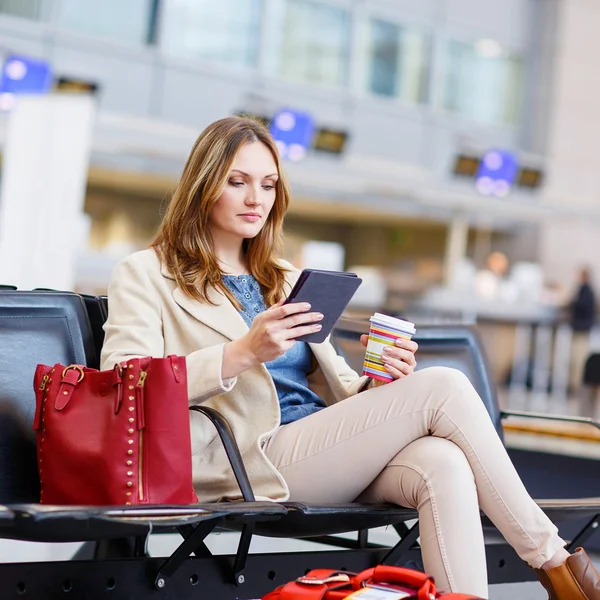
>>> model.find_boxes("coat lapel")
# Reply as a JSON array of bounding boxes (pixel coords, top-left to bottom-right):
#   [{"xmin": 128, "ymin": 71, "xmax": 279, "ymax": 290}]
[
  {"xmin": 172, "ymin": 286, "xmax": 249, "ymax": 341},
  {"xmin": 161, "ymin": 259, "xmax": 300, "ymax": 342},
  {"xmin": 161, "ymin": 262, "xmax": 249, "ymax": 341}
]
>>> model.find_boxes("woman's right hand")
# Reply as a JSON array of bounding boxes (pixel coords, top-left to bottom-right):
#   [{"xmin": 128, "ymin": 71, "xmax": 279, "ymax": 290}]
[{"xmin": 222, "ymin": 300, "xmax": 324, "ymax": 379}]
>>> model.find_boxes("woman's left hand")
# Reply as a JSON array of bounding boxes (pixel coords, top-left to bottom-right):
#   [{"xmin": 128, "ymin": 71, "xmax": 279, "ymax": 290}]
[{"xmin": 360, "ymin": 335, "xmax": 418, "ymax": 379}]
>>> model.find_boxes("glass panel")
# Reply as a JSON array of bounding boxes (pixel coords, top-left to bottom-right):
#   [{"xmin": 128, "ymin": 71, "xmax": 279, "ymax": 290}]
[
  {"xmin": 160, "ymin": 0, "xmax": 262, "ymax": 67},
  {"xmin": 369, "ymin": 20, "xmax": 398, "ymax": 96},
  {"xmin": 57, "ymin": 0, "xmax": 153, "ymax": 45},
  {"xmin": 368, "ymin": 19, "xmax": 429, "ymax": 103},
  {"xmin": 0, "ymin": 0, "xmax": 42, "ymax": 20},
  {"xmin": 280, "ymin": 0, "xmax": 350, "ymax": 87},
  {"xmin": 444, "ymin": 39, "xmax": 523, "ymax": 125}
]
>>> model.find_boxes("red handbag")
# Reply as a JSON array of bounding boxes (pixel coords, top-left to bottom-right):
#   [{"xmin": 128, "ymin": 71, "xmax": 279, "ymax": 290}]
[
  {"xmin": 263, "ymin": 565, "xmax": 485, "ymax": 600},
  {"xmin": 33, "ymin": 356, "xmax": 198, "ymax": 506}
]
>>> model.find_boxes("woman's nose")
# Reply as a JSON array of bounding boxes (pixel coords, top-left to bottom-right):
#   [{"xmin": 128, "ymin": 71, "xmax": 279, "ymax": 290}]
[{"xmin": 245, "ymin": 184, "xmax": 261, "ymax": 206}]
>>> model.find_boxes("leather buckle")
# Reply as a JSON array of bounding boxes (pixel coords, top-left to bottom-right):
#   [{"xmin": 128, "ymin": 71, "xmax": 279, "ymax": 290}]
[{"xmin": 62, "ymin": 365, "xmax": 84, "ymax": 383}]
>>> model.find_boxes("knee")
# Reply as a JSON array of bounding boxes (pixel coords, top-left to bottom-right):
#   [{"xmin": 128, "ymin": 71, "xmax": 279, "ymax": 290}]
[
  {"xmin": 422, "ymin": 366, "xmax": 472, "ymax": 390},
  {"xmin": 416, "ymin": 366, "xmax": 481, "ymax": 406},
  {"xmin": 393, "ymin": 437, "xmax": 475, "ymax": 490}
]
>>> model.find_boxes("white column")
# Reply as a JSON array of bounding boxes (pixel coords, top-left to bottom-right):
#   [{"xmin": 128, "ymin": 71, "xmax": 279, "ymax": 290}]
[
  {"xmin": 540, "ymin": 0, "xmax": 600, "ymax": 283},
  {"xmin": 443, "ymin": 214, "xmax": 469, "ymax": 288},
  {"xmin": 0, "ymin": 94, "xmax": 95, "ymax": 290}
]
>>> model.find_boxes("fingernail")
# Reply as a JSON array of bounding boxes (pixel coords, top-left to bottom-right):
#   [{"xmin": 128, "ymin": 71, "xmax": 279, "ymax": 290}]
[
  {"xmin": 303, "ymin": 303, "xmax": 311, "ymax": 310},
  {"xmin": 315, "ymin": 324, "xmax": 322, "ymax": 329},
  {"xmin": 381, "ymin": 355, "xmax": 390, "ymax": 362},
  {"xmin": 383, "ymin": 347, "xmax": 391, "ymax": 353},
  {"xmin": 315, "ymin": 313, "xmax": 324, "ymax": 319},
  {"xmin": 396, "ymin": 339, "xmax": 404, "ymax": 346}
]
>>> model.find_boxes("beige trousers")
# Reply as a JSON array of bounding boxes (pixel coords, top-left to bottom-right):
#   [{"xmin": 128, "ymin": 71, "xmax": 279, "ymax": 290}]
[{"xmin": 264, "ymin": 367, "xmax": 565, "ymax": 598}]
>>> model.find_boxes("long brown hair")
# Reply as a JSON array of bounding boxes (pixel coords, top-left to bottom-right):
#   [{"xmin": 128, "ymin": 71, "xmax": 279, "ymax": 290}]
[{"xmin": 151, "ymin": 116, "xmax": 291, "ymax": 308}]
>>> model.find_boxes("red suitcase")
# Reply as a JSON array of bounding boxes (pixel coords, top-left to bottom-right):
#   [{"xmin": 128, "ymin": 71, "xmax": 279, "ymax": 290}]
[{"xmin": 263, "ymin": 565, "xmax": 486, "ymax": 600}]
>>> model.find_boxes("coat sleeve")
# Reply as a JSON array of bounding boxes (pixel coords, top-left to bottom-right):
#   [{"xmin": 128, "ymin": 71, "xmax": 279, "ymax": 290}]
[
  {"xmin": 100, "ymin": 254, "xmax": 237, "ymax": 404},
  {"xmin": 314, "ymin": 336, "xmax": 372, "ymax": 399}
]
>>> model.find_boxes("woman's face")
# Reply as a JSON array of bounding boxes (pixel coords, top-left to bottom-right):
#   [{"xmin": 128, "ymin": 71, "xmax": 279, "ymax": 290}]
[{"xmin": 208, "ymin": 142, "xmax": 279, "ymax": 242}]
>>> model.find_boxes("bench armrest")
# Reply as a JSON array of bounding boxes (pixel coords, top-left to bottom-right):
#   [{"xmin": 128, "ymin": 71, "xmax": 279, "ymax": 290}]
[
  {"xmin": 500, "ymin": 409, "xmax": 600, "ymax": 431},
  {"xmin": 189, "ymin": 406, "xmax": 256, "ymax": 502}
]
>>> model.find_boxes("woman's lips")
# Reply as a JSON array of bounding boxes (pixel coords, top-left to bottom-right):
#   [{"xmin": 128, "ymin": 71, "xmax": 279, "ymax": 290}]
[{"xmin": 239, "ymin": 214, "xmax": 261, "ymax": 222}]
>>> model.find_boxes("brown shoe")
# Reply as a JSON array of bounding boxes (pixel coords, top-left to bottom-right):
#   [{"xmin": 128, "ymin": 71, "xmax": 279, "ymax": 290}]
[{"xmin": 534, "ymin": 548, "xmax": 600, "ymax": 599}]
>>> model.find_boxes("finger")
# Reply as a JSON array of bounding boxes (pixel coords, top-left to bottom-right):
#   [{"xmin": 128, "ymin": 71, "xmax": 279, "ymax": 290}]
[
  {"xmin": 382, "ymin": 354, "xmax": 413, "ymax": 376},
  {"xmin": 382, "ymin": 362, "xmax": 406, "ymax": 380},
  {"xmin": 283, "ymin": 311, "xmax": 324, "ymax": 329},
  {"xmin": 283, "ymin": 322, "xmax": 322, "ymax": 340},
  {"xmin": 395, "ymin": 338, "xmax": 418, "ymax": 353},
  {"xmin": 260, "ymin": 298, "xmax": 286, "ymax": 320},
  {"xmin": 383, "ymin": 347, "xmax": 416, "ymax": 366},
  {"xmin": 360, "ymin": 334, "xmax": 369, "ymax": 348},
  {"xmin": 270, "ymin": 302, "xmax": 312, "ymax": 319}
]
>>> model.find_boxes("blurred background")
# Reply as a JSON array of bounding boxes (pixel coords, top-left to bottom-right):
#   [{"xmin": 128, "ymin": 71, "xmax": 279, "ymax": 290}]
[
  {"xmin": 2, "ymin": 4, "xmax": 600, "ymax": 595},
  {"xmin": 1, "ymin": 0, "xmax": 600, "ymax": 422}
]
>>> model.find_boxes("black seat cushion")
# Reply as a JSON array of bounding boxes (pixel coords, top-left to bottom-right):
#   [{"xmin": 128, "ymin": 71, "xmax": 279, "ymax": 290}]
[
  {"xmin": 80, "ymin": 295, "xmax": 106, "ymax": 370},
  {"xmin": 0, "ymin": 292, "xmax": 96, "ymax": 502},
  {"xmin": 252, "ymin": 503, "xmax": 418, "ymax": 537},
  {"xmin": 0, "ymin": 402, "xmax": 39, "ymax": 503},
  {"xmin": 6, "ymin": 502, "xmax": 287, "ymax": 543}
]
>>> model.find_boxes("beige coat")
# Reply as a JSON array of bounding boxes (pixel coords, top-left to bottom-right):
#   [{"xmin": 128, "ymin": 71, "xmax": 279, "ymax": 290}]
[{"xmin": 101, "ymin": 249, "xmax": 369, "ymax": 502}]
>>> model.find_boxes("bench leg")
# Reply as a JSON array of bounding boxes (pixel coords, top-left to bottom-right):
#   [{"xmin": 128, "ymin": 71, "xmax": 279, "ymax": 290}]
[
  {"xmin": 233, "ymin": 523, "xmax": 254, "ymax": 586},
  {"xmin": 566, "ymin": 514, "xmax": 600, "ymax": 551},
  {"xmin": 154, "ymin": 517, "xmax": 221, "ymax": 590},
  {"xmin": 382, "ymin": 521, "xmax": 420, "ymax": 566}
]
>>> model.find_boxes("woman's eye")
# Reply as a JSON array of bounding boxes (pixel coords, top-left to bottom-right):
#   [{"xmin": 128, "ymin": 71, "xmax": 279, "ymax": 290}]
[
  {"xmin": 263, "ymin": 185, "xmax": 275, "ymax": 191},
  {"xmin": 229, "ymin": 180, "xmax": 244, "ymax": 187}
]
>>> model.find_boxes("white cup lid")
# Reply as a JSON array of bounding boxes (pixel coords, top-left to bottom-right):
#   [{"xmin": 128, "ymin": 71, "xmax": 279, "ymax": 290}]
[{"xmin": 370, "ymin": 312, "xmax": 416, "ymax": 335}]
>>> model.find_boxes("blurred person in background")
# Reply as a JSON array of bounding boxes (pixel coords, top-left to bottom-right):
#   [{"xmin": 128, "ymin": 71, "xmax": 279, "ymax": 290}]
[
  {"xmin": 101, "ymin": 116, "xmax": 599, "ymax": 599},
  {"xmin": 474, "ymin": 251, "xmax": 518, "ymax": 302},
  {"xmin": 569, "ymin": 266, "xmax": 597, "ymax": 394}
]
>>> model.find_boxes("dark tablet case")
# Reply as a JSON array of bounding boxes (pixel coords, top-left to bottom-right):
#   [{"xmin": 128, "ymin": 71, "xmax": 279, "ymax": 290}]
[{"xmin": 284, "ymin": 269, "xmax": 362, "ymax": 343}]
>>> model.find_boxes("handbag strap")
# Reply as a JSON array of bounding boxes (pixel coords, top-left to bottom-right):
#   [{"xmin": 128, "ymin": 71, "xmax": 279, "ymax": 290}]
[
  {"xmin": 54, "ymin": 365, "xmax": 85, "ymax": 410},
  {"xmin": 273, "ymin": 570, "xmax": 352, "ymax": 600},
  {"xmin": 353, "ymin": 565, "xmax": 437, "ymax": 600}
]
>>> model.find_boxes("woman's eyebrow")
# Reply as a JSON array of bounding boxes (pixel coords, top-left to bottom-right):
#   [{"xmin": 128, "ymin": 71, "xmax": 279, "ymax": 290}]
[{"xmin": 231, "ymin": 169, "xmax": 278, "ymax": 178}]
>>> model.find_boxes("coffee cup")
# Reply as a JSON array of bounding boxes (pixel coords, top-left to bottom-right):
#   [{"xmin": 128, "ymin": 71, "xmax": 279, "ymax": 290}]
[{"xmin": 362, "ymin": 313, "xmax": 416, "ymax": 384}]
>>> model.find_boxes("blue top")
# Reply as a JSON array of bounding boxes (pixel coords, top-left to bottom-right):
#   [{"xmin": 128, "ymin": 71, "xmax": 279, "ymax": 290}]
[{"xmin": 222, "ymin": 275, "xmax": 325, "ymax": 425}]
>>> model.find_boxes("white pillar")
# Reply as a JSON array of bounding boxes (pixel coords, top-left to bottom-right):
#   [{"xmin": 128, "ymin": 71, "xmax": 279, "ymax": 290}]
[
  {"xmin": 0, "ymin": 94, "xmax": 95, "ymax": 290},
  {"xmin": 443, "ymin": 214, "xmax": 469, "ymax": 288},
  {"xmin": 540, "ymin": 0, "xmax": 600, "ymax": 283}
]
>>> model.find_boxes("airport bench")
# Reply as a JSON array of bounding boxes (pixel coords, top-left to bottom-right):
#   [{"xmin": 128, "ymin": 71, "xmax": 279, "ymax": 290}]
[{"xmin": 0, "ymin": 289, "xmax": 598, "ymax": 599}]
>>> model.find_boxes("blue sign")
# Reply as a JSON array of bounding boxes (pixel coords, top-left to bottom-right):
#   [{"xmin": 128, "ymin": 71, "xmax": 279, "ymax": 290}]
[
  {"xmin": 475, "ymin": 149, "xmax": 519, "ymax": 198},
  {"xmin": 270, "ymin": 108, "xmax": 315, "ymax": 162},
  {"xmin": 0, "ymin": 54, "xmax": 53, "ymax": 97}
]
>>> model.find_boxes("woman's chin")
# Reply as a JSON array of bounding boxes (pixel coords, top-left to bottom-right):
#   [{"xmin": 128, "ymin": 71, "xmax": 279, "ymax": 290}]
[{"xmin": 235, "ymin": 224, "xmax": 263, "ymax": 239}]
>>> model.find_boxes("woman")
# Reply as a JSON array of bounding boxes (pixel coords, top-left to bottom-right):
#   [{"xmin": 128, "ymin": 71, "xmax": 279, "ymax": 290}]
[{"xmin": 101, "ymin": 116, "xmax": 599, "ymax": 599}]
